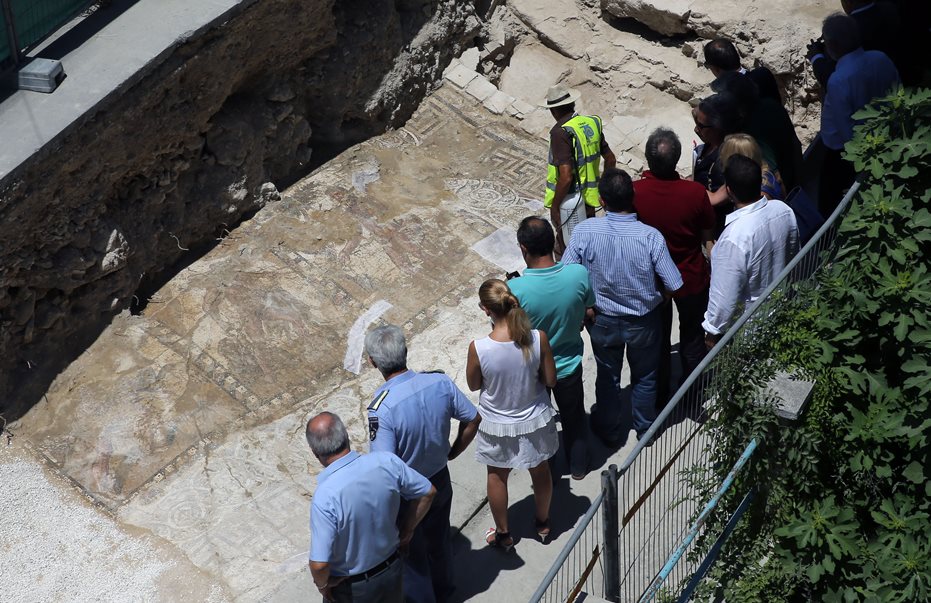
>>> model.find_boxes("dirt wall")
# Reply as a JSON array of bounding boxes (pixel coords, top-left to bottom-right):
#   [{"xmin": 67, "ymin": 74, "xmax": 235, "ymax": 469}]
[{"xmin": 0, "ymin": 0, "xmax": 479, "ymax": 417}]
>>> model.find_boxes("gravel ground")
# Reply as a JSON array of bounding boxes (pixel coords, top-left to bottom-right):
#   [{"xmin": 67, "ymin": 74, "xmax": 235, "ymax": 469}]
[{"xmin": 0, "ymin": 445, "xmax": 228, "ymax": 602}]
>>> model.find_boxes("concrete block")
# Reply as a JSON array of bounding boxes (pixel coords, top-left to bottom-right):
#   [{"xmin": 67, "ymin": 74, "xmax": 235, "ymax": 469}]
[
  {"xmin": 483, "ymin": 90, "xmax": 514, "ymax": 115},
  {"xmin": 444, "ymin": 62, "xmax": 479, "ymax": 89},
  {"xmin": 464, "ymin": 75, "xmax": 498, "ymax": 102},
  {"xmin": 510, "ymin": 98, "xmax": 536, "ymax": 115},
  {"xmin": 519, "ymin": 108, "xmax": 553, "ymax": 140},
  {"xmin": 460, "ymin": 46, "xmax": 481, "ymax": 71},
  {"xmin": 765, "ymin": 371, "xmax": 815, "ymax": 421},
  {"xmin": 442, "ymin": 57, "xmax": 462, "ymax": 77}
]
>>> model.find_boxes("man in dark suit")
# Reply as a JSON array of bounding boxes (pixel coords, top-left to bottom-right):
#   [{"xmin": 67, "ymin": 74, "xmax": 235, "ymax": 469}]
[{"xmin": 702, "ymin": 38, "xmax": 782, "ymax": 103}]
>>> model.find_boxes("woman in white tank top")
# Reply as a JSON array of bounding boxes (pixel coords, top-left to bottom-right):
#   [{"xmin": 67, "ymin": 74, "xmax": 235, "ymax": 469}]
[{"xmin": 466, "ymin": 278, "xmax": 558, "ymax": 551}]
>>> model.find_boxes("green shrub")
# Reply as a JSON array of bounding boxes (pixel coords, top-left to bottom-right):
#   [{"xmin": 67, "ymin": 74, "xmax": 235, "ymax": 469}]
[{"xmin": 688, "ymin": 87, "xmax": 931, "ymax": 602}]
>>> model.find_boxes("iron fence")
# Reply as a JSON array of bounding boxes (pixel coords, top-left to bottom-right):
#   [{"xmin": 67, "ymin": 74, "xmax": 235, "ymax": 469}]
[
  {"xmin": 530, "ymin": 179, "xmax": 861, "ymax": 603},
  {"xmin": 532, "ymin": 488, "xmax": 605, "ymax": 603}
]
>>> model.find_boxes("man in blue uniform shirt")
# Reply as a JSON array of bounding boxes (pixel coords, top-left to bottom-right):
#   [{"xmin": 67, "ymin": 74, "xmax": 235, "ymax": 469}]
[
  {"xmin": 307, "ymin": 411, "xmax": 436, "ymax": 603},
  {"xmin": 365, "ymin": 325, "xmax": 481, "ymax": 603},
  {"xmin": 508, "ymin": 216, "xmax": 595, "ymax": 479}
]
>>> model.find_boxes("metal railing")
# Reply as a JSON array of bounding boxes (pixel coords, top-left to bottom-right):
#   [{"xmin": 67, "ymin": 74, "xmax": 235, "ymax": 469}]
[
  {"xmin": 641, "ymin": 438, "xmax": 758, "ymax": 601},
  {"xmin": 530, "ymin": 180, "xmax": 861, "ymax": 603}
]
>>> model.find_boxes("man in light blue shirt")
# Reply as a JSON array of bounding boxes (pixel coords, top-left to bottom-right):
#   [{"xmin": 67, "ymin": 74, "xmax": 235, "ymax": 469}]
[
  {"xmin": 308, "ymin": 412, "xmax": 436, "ymax": 603},
  {"xmin": 562, "ymin": 168, "xmax": 683, "ymax": 447},
  {"xmin": 509, "ymin": 216, "xmax": 595, "ymax": 479},
  {"xmin": 365, "ymin": 326, "xmax": 480, "ymax": 603}
]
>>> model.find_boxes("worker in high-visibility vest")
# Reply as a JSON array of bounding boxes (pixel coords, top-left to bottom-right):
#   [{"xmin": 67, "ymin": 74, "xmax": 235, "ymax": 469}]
[{"xmin": 541, "ymin": 85, "xmax": 616, "ymax": 252}]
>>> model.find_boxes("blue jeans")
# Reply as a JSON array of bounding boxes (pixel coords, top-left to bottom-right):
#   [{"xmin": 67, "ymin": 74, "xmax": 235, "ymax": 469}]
[{"xmin": 587, "ymin": 308, "xmax": 662, "ymax": 441}]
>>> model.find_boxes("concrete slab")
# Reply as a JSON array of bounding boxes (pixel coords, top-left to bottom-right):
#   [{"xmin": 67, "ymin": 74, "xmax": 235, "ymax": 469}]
[
  {"xmin": 0, "ymin": 0, "xmax": 244, "ymax": 180},
  {"xmin": 445, "ymin": 61, "xmax": 480, "ymax": 89},
  {"xmin": 765, "ymin": 370, "xmax": 815, "ymax": 421},
  {"xmin": 466, "ymin": 75, "xmax": 500, "ymax": 102},
  {"xmin": 484, "ymin": 89, "xmax": 516, "ymax": 115}
]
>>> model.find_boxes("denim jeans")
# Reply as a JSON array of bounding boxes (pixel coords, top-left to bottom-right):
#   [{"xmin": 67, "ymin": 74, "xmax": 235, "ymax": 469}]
[{"xmin": 587, "ymin": 307, "xmax": 662, "ymax": 441}]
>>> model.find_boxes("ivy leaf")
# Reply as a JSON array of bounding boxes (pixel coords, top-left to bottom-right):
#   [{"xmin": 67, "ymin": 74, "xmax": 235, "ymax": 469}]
[{"xmin": 902, "ymin": 461, "xmax": 924, "ymax": 483}]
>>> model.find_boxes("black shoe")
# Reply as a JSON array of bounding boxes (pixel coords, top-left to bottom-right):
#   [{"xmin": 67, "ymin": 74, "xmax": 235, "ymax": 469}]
[{"xmin": 594, "ymin": 430, "xmax": 624, "ymax": 449}]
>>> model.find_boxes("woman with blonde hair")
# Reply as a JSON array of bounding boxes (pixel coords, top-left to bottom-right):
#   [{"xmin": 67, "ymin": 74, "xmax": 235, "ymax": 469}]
[
  {"xmin": 466, "ymin": 278, "xmax": 558, "ymax": 551},
  {"xmin": 709, "ymin": 133, "xmax": 785, "ymax": 206}
]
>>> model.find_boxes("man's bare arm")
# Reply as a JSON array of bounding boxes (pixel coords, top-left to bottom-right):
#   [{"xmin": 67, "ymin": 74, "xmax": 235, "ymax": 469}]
[
  {"xmin": 310, "ymin": 561, "xmax": 341, "ymax": 601},
  {"xmin": 399, "ymin": 486, "xmax": 437, "ymax": 547},
  {"xmin": 448, "ymin": 415, "xmax": 481, "ymax": 461}
]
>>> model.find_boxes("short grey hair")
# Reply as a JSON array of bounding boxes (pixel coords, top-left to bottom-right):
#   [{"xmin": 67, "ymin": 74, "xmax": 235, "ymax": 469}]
[
  {"xmin": 645, "ymin": 127, "xmax": 682, "ymax": 178},
  {"xmin": 305, "ymin": 412, "xmax": 350, "ymax": 458},
  {"xmin": 364, "ymin": 324, "xmax": 408, "ymax": 376}
]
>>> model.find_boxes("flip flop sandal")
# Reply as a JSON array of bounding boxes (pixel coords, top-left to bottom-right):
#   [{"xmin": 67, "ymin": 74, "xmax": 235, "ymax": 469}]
[
  {"xmin": 484, "ymin": 527, "xmax": 514, "ymax": 552},
  {"xmin": 535, "ymin": 517, "xmax": 551, "ymax": 544}
]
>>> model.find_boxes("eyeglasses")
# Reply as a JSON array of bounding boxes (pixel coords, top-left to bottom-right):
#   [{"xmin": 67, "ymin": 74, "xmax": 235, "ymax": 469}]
[{"xmin": 694, "ymin": 121, "xmax": 714, "ymax": 130}]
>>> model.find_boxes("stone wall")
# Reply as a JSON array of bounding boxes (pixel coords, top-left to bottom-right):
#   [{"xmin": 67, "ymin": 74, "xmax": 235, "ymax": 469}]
[{"xmin": 0, "ymin": 0, "xmax": 479, "ymax": 417}]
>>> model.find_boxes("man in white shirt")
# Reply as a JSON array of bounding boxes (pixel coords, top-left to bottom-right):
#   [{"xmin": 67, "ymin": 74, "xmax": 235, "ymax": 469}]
[{"xmin": 702, "ymin": 155, "xmax": 799, "ymax": 348}]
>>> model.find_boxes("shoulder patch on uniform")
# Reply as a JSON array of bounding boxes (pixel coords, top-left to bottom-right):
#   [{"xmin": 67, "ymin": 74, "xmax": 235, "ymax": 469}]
[
  {"xmin": 368, "ymin": 416, "xmax": 379, "ymax": 441},
  {"xmin": 421, "ymin": 369, "xmax": 446, "ymax": 374},
  {"xmin": 368, "ymin": 390, "xmax": 389, "ymax": 411}
]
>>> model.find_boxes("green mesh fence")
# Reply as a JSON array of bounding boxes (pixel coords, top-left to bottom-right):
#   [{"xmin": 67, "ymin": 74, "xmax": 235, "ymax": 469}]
[
  {"xmin": 10, "ymin": 0, "xmax": 91, "ymax": 50},
  {"xmin": 1, "ymin": 8, "xmax": 11, "ymax": 64}
]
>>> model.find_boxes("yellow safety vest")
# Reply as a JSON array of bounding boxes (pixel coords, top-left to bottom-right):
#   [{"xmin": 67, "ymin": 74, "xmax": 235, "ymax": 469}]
[{"xmin": 545, "ymin": 114, "xmax": 604, "ymax": 208}]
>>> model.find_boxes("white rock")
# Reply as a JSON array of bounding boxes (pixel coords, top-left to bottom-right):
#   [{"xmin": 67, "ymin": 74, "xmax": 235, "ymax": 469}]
[
  {"xmin": 444, "ymin": 62, "xmax": 479, "ymax": 89},
  {"xmin": 498, "ymin": 41, "xmax": 574, "ymax": 105},
  {"xmin": 510, "ymin": 0, "xmax": 592, "ymax": 59},
  {"xmin": 602, "ymin": 0, "xmax": 692, "ymax": 36},
  {"xmin": 464, "ymin": 75, "xmax": 498, "ymax": 102},
  {"xmin": 100, "ymin": 229, "xmax": 128, "ymax": 275},
  {"xmin": 483, "ymin": 90, "xmax": 515, "ymax": 115}
]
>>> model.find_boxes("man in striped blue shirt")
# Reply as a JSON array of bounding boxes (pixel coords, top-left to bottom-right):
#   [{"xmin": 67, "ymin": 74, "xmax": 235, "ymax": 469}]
[{"xmin": 562, "ymin": 168, "xmax": 684, "ymax": 447}]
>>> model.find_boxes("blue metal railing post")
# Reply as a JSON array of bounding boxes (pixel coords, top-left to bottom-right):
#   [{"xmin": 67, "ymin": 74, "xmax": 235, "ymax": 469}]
[
  {"xmin": 602, "ymin": 464, "xmax": 620, "ymax": 602},
  {"xmin": 675, "ymin": 488, "xmax": 756, "ymax": 603},
  {"xmin": 639, "ymin": 439, "xmax": 759, "ymax": 602}
]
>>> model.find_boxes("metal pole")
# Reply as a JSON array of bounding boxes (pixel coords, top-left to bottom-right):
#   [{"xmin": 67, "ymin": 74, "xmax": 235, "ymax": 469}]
[
  {"xmin": 640, "ymin": 439, "xmax": 759, "ymax": 602},
  {"xmin": 602, "ymin": 464, "xmax": 620, "ymax": 602},
  {"xmin": 0, "ymin": 0, "xmax": 20, "ymax": 67}
]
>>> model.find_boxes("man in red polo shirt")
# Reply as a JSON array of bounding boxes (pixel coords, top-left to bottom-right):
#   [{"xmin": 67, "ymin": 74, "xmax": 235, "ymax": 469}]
[{"xmin": 633, "ymin": 127, "xmax": 715, "ymax": 406}]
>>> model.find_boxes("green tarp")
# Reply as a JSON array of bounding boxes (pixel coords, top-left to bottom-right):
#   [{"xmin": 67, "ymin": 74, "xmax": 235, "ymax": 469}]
[{"xmin": 1, "ymin": 0, "xmax": 92, "ymax": 67}]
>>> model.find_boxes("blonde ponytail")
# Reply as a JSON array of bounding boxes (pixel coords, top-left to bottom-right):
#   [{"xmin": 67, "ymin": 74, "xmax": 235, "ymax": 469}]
[{"xmin": 479, "ymin": 279, "xmax": 534, "ymax": 360}]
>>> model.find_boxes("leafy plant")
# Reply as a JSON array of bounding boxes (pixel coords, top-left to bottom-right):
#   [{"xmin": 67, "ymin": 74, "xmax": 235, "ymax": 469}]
[{"xmin": 684, "ymin": 87, "xmax": 931, "ymax": 602}]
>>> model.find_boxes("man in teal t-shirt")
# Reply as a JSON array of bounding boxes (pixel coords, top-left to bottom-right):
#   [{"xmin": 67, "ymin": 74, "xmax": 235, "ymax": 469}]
[{"xmin": 509, "ymin": 216, "xmax": 595, "ymax": 479}]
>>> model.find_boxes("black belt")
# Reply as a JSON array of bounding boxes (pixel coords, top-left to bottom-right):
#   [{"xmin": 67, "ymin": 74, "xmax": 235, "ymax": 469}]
[{"xmin": 345, "ymin": 550, "xmax": 399, "ymax": 584}]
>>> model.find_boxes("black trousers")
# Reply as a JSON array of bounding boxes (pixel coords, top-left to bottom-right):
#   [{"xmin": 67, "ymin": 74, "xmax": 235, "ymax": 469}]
[
  {"xmin": 819, "ymin": 146, "xmax": 856, "ymax": 217},
  {"xmin": 550, "ymin": 365, "xmax": 589, "ymax": 475},
  {"xmin": 657, "ymin": 290, "xmax": 709, "ymax": 408},
  {"xmin": 399, "ymin": 466, "xmax": 453, "ymax": 603}
]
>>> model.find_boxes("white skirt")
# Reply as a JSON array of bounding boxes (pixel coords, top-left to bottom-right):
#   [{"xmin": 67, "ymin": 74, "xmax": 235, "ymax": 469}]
[{"xmin": 474, "ymin": 415, "xmax": 559, "ymax": 469}]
